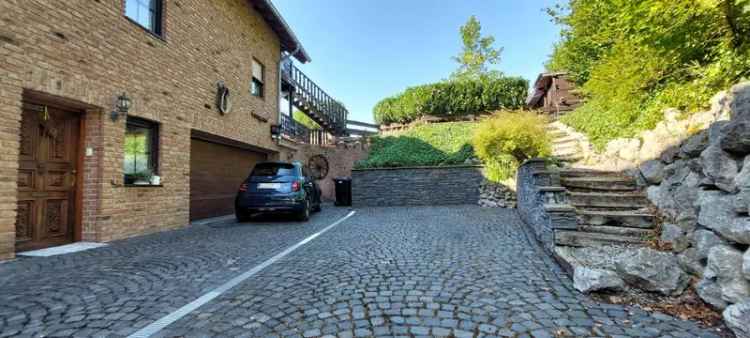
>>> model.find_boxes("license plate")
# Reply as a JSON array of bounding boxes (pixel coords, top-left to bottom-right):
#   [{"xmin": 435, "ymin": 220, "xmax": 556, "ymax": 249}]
[{"xmin": 257, "ymin": 183, "xmax": 281, "ymax": 189}]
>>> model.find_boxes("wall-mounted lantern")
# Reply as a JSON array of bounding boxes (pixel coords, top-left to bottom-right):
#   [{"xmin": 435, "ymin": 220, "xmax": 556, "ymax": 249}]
[
  {"xmin": 270, "ymin": 124, "xmax": 281, "ymax": 140},
  {"xmin": 110, "ymin": 92, "xmax": 132, "ymax": 121}
]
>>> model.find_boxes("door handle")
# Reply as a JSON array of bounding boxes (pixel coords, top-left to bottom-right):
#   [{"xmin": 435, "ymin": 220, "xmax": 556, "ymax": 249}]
[{"xmin": 69, "ymin": 170, "xmax": 77, "ymax": 188}]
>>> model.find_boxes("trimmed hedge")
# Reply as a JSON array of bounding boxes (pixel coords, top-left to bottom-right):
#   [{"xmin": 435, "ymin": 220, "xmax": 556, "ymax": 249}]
[{"xmin": 373, "ymin": 75, "xmax": 528, "ymax": 125}]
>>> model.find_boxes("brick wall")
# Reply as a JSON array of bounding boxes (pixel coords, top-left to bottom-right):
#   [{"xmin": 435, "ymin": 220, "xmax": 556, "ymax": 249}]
[
  {"xmin": 351, "ymin": 166, "xmax": 484, "ymax": 207},
  {"xmin": 286, "ymin": 141, "xmax": 370, "ymax": 201},
  {"xmin": 0, "ymin": 0, "xmax": 289, "ymax": 258}
]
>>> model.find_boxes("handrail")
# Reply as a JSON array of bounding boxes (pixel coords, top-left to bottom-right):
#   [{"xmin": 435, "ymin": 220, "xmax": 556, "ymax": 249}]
[{"xmin": 281, "ymin": 60, "xmax": 348, "ymax": 135}]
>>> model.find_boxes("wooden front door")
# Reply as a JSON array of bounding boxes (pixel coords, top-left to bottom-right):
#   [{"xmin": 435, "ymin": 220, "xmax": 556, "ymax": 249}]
[{"xmin": 16, "ymin": 104, "xmax": 80, "ymax": 252}]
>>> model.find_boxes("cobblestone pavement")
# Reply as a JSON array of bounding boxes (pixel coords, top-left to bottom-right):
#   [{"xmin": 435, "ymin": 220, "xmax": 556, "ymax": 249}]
[
  {"xmin": 0, "ymin": 206, "xmax": 726, "ymax": 338},
  {"xmin": 0, "ymin": 207, "xmax": 351, "ymax": 338},
  {"xmin": 158, "ymin": 206, "xmax": 723, "ymax": 338}
]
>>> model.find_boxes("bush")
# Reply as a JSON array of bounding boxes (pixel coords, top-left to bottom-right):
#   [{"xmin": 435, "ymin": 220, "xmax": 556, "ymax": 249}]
[
  {"xmin": 373, "ymin": 75, "xmax": 528, "ymax": 125},
  {"xmin": 472, "ymin": 111, "xmax": 551, "ymax": 181},
  {"xmin": 354, "ymin": 122, "xmax": 476, "ymax": 168}
]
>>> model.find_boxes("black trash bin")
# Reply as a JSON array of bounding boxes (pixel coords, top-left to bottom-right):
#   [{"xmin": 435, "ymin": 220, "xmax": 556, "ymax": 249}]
[{"xmin": 334, "ymin": 177, "xmax": 352, "ymax": 206}]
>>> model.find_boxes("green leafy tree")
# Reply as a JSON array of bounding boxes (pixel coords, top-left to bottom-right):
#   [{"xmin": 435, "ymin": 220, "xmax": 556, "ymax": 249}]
[
  {"xmin": 451, "ymin": 16, "xmax": 503, "ymax": 80},
  {"xmin": 546, "ymin": 0, "xmax": 750, "ymax": 149}
]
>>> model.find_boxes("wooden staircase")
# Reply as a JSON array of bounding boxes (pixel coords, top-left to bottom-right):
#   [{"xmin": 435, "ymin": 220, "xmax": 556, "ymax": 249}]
[
  {"xmin": 554, "ymin": 169, "xmax": 657, "ymax": 247},
  {"xmin": 281, "ymin": 61, "xmax": 348, "ymax": 136}
]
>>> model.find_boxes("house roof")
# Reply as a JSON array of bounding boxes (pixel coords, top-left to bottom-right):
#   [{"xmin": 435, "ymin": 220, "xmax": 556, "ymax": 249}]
[
  {"xmin": 526, "ymin": 72, "xmax": 568, "ymax": 108},
  {"xmin": 249, "ymin": 0, "xmax": 311, "ymax": 63}
]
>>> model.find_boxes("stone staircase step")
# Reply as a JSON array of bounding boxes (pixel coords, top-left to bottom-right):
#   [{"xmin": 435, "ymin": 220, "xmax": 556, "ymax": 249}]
[
  {"xmin": 561, "ymin": 177, "xmax": 638, "ymax": 192},
  {"xmin": 555, "ymin": 230, "xmax": 645, "ymax": 247},
  {"xmin": 548, "ymin": 131, "xmax": 567, "ymax": 138},
  {"xmin": 577, "ymin": 224, "xmax": 654, "ymax": 237},
  {"xmin": 559, "ymin": 169, "xmax": 629, "ymax": 179},
  {"xmin": 577, "ymin": 210, "xmax": 655, "ymax": 228},
  {"xmin": 552, "ymin": 135, "xmax": 579, "ymax": 144},
  {"xmin": 569, "ymin": 192, "xmax": 649, "ymax": 209},
  {"xmin": 552, "ymin": 149, "xmax": 580, "ymax": 157},
  {"xmin": 555, "ymin": 155, "xmax": 584, "ymax": 163}
]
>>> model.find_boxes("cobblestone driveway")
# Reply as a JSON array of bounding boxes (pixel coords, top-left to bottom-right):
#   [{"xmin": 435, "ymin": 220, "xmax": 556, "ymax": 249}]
[{"xmin": 1, "ymin": 206, "xmax": 725, "ymax": 338}]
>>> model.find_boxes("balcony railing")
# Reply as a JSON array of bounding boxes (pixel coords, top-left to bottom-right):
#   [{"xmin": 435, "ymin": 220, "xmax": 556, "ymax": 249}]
[
  {"xmin": 281, "ymin": 60, "xmax": 348, "ymax": 136},
  {"xmin": 279, "ymin": 114, "xmax": 330, "ymax": 145}
]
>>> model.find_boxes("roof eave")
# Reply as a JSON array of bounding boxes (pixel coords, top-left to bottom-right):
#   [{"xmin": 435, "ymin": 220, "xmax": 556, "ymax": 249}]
[{"xmin": 249, "ymin": 0, "xmax": 311, "ymax": 63}]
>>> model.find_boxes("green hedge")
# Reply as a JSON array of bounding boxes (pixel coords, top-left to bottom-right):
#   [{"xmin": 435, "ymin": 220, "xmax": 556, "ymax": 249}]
[{"xmin": 373, "ymin": 75, "xmax": 528, "ymax": 125}]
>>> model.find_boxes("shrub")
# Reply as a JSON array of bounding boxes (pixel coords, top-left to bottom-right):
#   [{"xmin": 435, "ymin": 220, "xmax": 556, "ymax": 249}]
[
  {"xmin": 548, "ymin": 0, "xmax": 750, "ymax": 149},
  {"xmin": 354, "ymin": 122, "xmax": 476, "ymax": 168},
  {"xmin": 472, "ymin": 111, "xmax": 551, "ymax": 181},
  {"xmin": 373, "ymin": 75, "xmax": 528, "ymax": 125}
]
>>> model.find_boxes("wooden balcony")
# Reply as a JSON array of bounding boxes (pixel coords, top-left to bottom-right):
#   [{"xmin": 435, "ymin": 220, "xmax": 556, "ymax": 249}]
[{"xmin": 281, "ymin": 60, "xmax": 348, "ymax": 136}]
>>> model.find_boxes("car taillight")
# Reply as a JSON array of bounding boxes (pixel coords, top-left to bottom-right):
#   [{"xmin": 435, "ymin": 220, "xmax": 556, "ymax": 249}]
[
  {"xmin": 291, "ymin": 181, "xmax": 301, "ymax": 192},
  {"xmin": 239, "ymin": 183, "xmax": 248, "ymax": 192}
]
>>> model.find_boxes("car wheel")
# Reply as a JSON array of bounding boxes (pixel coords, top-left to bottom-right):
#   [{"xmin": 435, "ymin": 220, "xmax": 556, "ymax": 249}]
[
  {"xmin": 236, "ymin": 212, "xmax": 251, "ymax": 223},
  {"xmin": 297, "ymin": 199, "xmax": 310, "ymax": 221}
]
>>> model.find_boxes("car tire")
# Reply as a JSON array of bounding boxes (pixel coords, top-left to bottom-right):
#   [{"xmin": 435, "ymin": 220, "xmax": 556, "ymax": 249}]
[
  {"xmin": 236, "ymin": 212, "xmax": 251, "ymax": 223},
  {"xmin": 297, "ymin": 199, "xmax": 311, "ymax": 221}
]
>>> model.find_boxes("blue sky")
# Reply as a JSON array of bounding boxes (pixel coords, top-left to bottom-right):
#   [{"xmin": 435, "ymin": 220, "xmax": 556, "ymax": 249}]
[{"xmin": 274, "ymin": 0, "xmax": 563, "ymax": 123}]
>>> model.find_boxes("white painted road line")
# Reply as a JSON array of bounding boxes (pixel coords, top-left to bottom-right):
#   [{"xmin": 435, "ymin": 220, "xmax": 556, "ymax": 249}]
[{"xmin": 127, "ymin": 210, "xmax": 357, "ymax": 338}]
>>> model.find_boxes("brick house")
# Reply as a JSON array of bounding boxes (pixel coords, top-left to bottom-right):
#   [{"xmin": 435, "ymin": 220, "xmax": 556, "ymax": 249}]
[{"xmin": 0, "ymin": 0, "xmax": 346, "ymax": 260}]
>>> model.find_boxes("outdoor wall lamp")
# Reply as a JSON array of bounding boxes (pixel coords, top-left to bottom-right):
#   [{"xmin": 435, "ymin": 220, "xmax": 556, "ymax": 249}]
[
  {"xmin": 270, "ymin": 124, "xmax": 281, "ymax": 140},
  {"xmin": 110, "ymin": 92, "xmax": 132, "ymax": 121}
]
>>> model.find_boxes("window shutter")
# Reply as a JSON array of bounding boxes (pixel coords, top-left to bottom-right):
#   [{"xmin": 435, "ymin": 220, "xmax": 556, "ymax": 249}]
[{"xmin": 252, "ymin": 61, "xmax": 263, "ymax": 82}]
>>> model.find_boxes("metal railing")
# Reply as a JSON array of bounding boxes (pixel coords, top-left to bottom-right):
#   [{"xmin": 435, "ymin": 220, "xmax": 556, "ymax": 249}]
[
  {"xmin": 281, "ymin": 60, "xmax": 348, "ymax": 135},
  {"xmin": 279, "ymin": 114, "xmax": 330, "ymax": 145}
]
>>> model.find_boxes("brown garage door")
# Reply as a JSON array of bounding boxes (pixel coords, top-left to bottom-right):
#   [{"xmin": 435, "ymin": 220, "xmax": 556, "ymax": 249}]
[{"xmin": 190, "ymin": 139, "xmax": 267, "ymax": 221}]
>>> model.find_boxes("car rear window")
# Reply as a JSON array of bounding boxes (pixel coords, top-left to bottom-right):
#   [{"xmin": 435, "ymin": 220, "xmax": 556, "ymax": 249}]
[{"xmin": 251, "ymin": 163, "xmax": 296, "ymax": 177}]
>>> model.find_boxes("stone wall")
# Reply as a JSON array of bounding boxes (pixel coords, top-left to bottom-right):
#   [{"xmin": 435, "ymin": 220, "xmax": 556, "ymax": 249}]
[
  {"xmin": 564, "ymin": 83, "xmax": 750, "ymax": 337},
  {"xmin": 516, "ymin": 159, "xmax": 577, "ymax": 253},
  {"xmin": 351, "ymin": 166, "xmax": 484, "ymax": 207},
  {"xmin": 554, "ymin": 90, "xmax": 732, "ymax": 172},
  {"xmin": 637, "ymin": 83, "xmax": 750, "ymax": 335}
]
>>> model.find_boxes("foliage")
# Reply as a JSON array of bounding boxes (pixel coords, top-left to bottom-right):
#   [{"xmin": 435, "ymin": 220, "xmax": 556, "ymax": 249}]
[
  {"xmin": 373, "ymin": 74, "xmax": 528, "ymax": 125},
  {"xmin": 471, "ymin": 111, "xmax": 551, "ymax": 181},
  {"xmin": 354, "ymin": 122, "xmax": 477, "ymax": 168},
  {"xmin": 293, "ymin": 110, "xmax": 320, "ymax": 130},
  {"xmin": 547, "ymin": 0, "xmax": 750, "ymax": 149},
  {"xmin": 451, "ymin": 16, "xmax": 503, "ymax": 80}
]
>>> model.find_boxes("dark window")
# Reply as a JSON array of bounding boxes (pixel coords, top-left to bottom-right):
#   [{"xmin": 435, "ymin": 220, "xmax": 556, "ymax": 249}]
[
  {"xmin": 251, "ymin": 163, "xmax": 295, "ymax": 177},
  {"xmin": 123, "ymin": 117, "xmax": 159, "ymax": 184},
  {"xmin": 125, "ymin": 0, "xmax": 163, "ymax": 36},
  {"xmin": 251, "ymin": 59, "xmax": 264, "ymax": 98}
]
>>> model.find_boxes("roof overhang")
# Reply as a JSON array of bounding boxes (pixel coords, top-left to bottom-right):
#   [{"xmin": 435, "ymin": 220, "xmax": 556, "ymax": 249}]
[{"xmin": 248, "ymin": 0, "xmax": 311, "ymax": 63}]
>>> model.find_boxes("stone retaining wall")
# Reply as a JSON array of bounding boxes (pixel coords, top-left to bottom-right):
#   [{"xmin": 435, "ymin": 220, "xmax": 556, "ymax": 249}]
[
  {"xmin": 516, "ymin": 159, "xmax": 577, "ymax": 253},
  {"xmin": 351, "ymin": 166, "xmax": 483, "ymax": 206}
]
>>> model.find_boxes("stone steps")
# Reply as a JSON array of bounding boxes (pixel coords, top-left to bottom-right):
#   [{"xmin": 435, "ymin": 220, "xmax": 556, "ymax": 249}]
[
  {"xmin": 561, "ymin": 176, "xmax": 638, "ymax": 192},
  {"xmin": 569, "ymin": 192, "xmax": 650, "ymax": 209},
  {"xmin": 555, "ymin": 230, "xmax": 646, "ymax": 247},
  {"xmin": 558, "ymin": 169, "xmax": 628, "ymax": 179},
  {"xmin": 577, "ymin": 224, "xmax": 654, "ymax": 237},
  {"xmin": 577, "ymin": 210, "xmax": 655, "ymax": 229}
]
